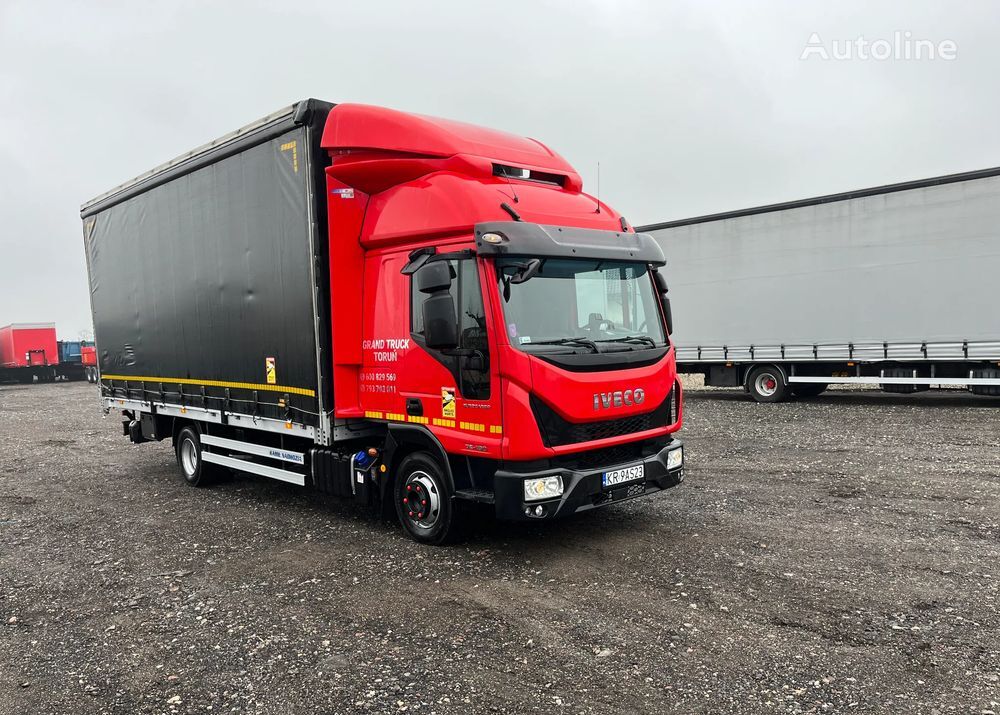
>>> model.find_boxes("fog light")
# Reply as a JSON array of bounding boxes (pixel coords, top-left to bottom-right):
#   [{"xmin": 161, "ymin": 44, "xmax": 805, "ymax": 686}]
[
  {"xmin": 666, "ymin": 447, "xmax": 683, "ymax": 471},
  {"xmin": 534, "ymin": 505, "xmax": 544, "ymax": 516},
  {"xmin": 523, "ymin": 475, "xmax": 563, "ymax": 502}
]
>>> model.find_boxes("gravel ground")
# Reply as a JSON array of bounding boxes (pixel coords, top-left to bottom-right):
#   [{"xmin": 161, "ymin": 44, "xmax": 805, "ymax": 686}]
[{"xmin": 1, "ymin": 381, "xmax": 998, "ymax": 714}]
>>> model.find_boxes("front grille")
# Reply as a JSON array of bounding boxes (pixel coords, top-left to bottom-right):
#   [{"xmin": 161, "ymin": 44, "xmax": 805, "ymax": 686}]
[
  {"xmin": 552, "ymin": 443, "xmax": 645, "ymax": 471},
  {"xmin": 531, "ymin": 386, "xmax": 674, "ymax": 448}
]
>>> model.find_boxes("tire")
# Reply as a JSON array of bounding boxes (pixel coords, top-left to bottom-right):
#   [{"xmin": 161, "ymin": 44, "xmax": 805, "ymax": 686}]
[
  {"xmin": 174, "ymin": 427, "xmax": 218, "ymax": 487},
  {"xmin": 393, "ymin": 452, "xmax": 456, "ymax": 545},
  {"xmin": 747, "ymin": 365, "xmax": 788, "ymax": 403},
  {"xmin": 969, "ymin": 369, "xmax": 1000, "ymax": 396},
  {"xmin": 792, "ymin": 383, "xmax": 827, "ymax": 399}
]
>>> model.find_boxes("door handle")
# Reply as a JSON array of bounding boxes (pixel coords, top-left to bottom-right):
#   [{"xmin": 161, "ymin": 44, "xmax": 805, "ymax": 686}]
[{"xmin": 406, "ymin": 398, "xmax": 423, "ymax": 416}]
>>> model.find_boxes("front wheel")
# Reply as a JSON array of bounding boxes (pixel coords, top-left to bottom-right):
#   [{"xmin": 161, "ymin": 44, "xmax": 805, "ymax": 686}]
[
  {"xmin": 394, "ymin": 452, "xmax": 456, "ymax": 545},
  {"xmin": 747, "ymin": 365, "xmax": 788, "ymax": 403}
]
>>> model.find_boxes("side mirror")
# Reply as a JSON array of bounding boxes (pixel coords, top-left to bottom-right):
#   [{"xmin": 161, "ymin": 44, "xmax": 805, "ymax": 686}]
[
  {"xmin": 653, "ymin": 270, "xmax": 673, "ymax": 335},
  {"xmin": 465, "ymin": 351, "xmax": 486, "ymax": 372},
  {"xmin": 416, "ymin": 261, "xmax": 453, "ymax": 294},
  {"xmin": 416, "ymin": 262, "xmax": 459, "ymax": 350},
  {"xmin": 422, "ymin": 293, "xmax": 459, "ymax": 350},
  {"xmin": 653, "ymin": 270, "xmax": 669, "ymax": 296},
  {"xmin": 661, "ymin": 297, "xmax": 673, "ymax": 336}
]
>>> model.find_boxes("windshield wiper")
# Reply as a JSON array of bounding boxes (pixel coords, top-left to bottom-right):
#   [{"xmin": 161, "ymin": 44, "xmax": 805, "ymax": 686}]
[
  {"xmin": 529, "ymin": 337, "xmax": 600, "ymax": 353},
  {"xmin": 596, "ymin": 335, "xmax": 658, "ymax": 349}
]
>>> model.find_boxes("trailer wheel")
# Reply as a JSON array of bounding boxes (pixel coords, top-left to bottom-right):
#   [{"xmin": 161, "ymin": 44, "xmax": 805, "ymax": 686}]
[
  {"xmin": 792, "ymin": 383, "xmax": 827, "ymax": 399},
  {"xmin": 747, "ymin": 365, "xmax": 788, "ymax": 403},
  {"xmin": 175, "ymin": 427, "xmax": 218, "ymax": 487},
  {"xmin": 394, "ymin": 452, "xmax": 455, "ymax": 545}
]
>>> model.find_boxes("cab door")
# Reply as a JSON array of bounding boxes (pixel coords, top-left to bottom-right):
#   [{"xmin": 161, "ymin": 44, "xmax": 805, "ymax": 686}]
[{"xmin": 405, "ymin": 256, "xmax": 503, "ymax": 457}]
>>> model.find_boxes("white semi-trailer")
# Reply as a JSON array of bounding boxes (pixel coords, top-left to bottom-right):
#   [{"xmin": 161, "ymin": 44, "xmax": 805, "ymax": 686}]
[{"xmin": 640, "ymin": 167, "xmax": 1000, "ymax": 402}]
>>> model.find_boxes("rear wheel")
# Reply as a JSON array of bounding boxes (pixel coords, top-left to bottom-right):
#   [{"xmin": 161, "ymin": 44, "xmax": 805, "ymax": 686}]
[
  {"xmin": 747, "ymin": 365, "xmax": 788, "ymax": 403},
  {"xmin": 175, "ymin": 427, "xmax": 219, "ymax": 487},
  {"xmin": 394, "ymin": 452, "xmax": 456, "ymax": 545},
  {"xmin": 792, "ymin": 383, "xmax": 828, "ymax": 399}
]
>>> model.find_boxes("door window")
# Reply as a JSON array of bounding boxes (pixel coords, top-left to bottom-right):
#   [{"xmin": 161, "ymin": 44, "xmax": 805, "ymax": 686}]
[{"xmin": 411, "ymin": 259, "xmax": 491, "ymax": 399}]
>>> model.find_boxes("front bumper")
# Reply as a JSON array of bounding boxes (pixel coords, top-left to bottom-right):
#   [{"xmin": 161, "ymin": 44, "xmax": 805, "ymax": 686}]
[{"xmin": 493, "ymin": 439, "xmax": 684, "ymax": 521}]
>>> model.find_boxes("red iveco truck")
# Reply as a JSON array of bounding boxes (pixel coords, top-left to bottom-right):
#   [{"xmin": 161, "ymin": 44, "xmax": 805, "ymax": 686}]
[{"xmin": 80, "ymin": 100, "xmax": 683, "ymax": 543}]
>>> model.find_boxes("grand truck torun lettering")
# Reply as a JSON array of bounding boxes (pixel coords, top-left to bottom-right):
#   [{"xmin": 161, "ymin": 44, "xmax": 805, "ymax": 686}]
[{"xmin": 80, "ymin": 100, "xmax": 684, "ymax": 544}]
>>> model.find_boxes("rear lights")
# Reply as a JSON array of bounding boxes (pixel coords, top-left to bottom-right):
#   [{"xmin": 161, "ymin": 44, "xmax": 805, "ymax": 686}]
[{"xmin": 523, "ymin": 475, "xmax": 564, "ymax": 502}]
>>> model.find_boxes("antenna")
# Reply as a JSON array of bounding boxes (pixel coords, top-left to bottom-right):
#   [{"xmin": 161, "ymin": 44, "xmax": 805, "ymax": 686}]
[
  {"xmin": 502, "ymin": 167, "xmax": 520, "ymax": 203},
  {"xmin": 595, "ymin": 161, "xmax": 601, "ymax": 213}
]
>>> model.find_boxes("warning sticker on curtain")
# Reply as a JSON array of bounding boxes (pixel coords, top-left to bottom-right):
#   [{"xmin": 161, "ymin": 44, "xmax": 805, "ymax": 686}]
[
  {"xmin": 265, "ymin": 357, "xmax": 277, "ymax": 384},
  {"xmin": 441, "ymin": 387, "xmax": 456, "ymax": 418}
]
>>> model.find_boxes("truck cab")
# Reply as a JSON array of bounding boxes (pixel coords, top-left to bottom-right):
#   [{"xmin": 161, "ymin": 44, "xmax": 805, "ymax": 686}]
[{"xmin": 322, "ymin": 105, "xmax": 684, "ymax": 542}]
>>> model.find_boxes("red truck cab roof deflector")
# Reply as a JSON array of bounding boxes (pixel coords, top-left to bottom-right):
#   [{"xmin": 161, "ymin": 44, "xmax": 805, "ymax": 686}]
[{"xmin": 320, "ymin": 103, "xmax": 583, "ymax": 195}]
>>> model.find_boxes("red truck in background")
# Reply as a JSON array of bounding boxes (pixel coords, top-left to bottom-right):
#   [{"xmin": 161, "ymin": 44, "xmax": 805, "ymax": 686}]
[
  {"xmin": 0, "ymin": 324, "xmax": 97, "ymax": 384},
  {"xmin": 80, "ymin": 100, "xmax": 684, "ymax": 544},
  {"xmin": 80, "ymin": 345, "xmax": 98, "ymax": 383},
  {"xmin": 1, "ymin": 323, "xmax": 59, "ymax": 383}
]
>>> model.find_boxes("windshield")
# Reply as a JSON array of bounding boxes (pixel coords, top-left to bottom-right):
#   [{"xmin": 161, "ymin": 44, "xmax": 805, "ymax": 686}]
[{"xmin": 497, "ymin": 258, "xmax": 666, "ymax": 352}]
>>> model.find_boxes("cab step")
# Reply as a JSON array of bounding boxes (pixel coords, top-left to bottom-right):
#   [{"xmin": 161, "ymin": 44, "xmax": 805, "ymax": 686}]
[{"xmin": 455, "ymin": 489, "xmax": 495, "ymax": 504}]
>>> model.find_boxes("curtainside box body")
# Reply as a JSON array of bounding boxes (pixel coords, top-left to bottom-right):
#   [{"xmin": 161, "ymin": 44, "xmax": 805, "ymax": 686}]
[
  {"xmin": 80, "ymin": 100, "xmax": 335, "ymax": 439},
  {"xmin": 641, "ymin": 169, "xmax": 1000, "ymax": 365}
]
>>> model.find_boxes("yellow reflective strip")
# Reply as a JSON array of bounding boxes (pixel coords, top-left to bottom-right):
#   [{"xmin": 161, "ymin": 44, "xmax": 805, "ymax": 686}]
[
  {"xmin": 100, "ymin": 374, "xmax": 315, "ymax": 398},
  {"xmin": 407, "ymin": 415, "xmax": 429, "ymax": 425},
  {"xmin": 365, "ymin": 410, "xmax": 384, "ymax": 419},
  {"xmin": 385, "ymin": 412, "xmax": 405, "ymax": 422}
]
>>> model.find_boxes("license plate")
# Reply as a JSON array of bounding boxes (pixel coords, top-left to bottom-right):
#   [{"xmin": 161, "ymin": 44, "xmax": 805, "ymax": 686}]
[{"xmin": 602, "ymin": 463, "xmax": 645, "ymax": 488}]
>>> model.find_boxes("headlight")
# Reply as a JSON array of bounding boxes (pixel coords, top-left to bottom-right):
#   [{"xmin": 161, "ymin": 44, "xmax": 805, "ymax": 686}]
[
  {"xmin": 524, "ymin": 475, "xmax": 564, "ymax": 502},
  {"xmin": 666, "ymin": 447, "xmax": 683, "ymax": 471}
]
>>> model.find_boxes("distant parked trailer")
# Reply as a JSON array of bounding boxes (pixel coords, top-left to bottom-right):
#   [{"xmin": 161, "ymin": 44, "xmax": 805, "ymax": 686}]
[
  {"xmin": 0, "ymin": 323, "xmax": 58, "ymax": 384},
  {"xmin": 55, "ymin": 340, "xmax": 96, "ymax": 382},
  {"xmin": 81, "ymin": 345, "xmax": 98, "ymax": 383},
  {"xmin": 640, "ymin": 167, "xmax": 1000, "ymax": 402}
]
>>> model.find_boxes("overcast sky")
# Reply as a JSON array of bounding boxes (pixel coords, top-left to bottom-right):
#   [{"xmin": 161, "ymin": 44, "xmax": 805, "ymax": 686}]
[{"xmin": 1, "ymin": 0, "xmax": 997, "ymax": 336}]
